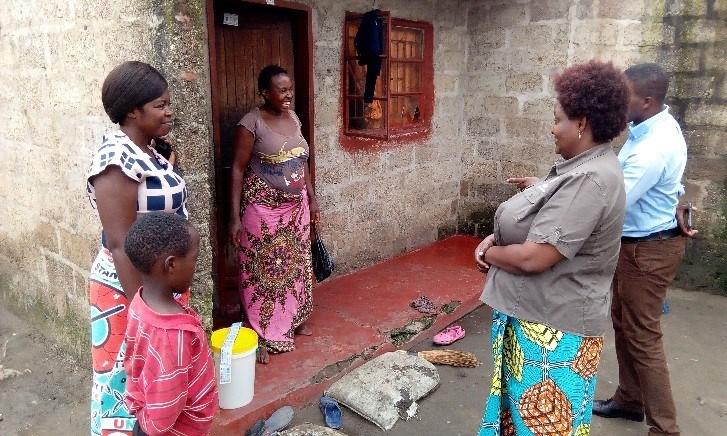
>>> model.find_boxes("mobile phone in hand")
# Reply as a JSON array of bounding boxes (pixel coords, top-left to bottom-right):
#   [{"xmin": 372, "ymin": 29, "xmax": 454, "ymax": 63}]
[
  {"xmin": 154, "ymin": 137, "xmax": 173, "ymax": 160},
  {"xmin": 686, "ymin": 202, "xmax": 693, "ymax": 229}
]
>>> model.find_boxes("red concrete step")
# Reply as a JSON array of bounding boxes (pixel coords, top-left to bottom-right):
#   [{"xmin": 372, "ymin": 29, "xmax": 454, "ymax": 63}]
[{"xmin": 212, "ymin": 235, "xmax": 485, "ymax": 434}]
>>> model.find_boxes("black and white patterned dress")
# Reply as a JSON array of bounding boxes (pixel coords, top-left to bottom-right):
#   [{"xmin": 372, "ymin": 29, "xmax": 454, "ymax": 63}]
[
  {"xmin": 87, "ymin": 130, "xmax": 188, "ymax": 218},
  {"xmin": 85, "ymin": 130, "xmax": 188, "ymax": 436}
]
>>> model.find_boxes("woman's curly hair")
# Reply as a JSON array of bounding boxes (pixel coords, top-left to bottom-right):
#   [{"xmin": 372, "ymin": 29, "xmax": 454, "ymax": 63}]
[{"xmin": 554, "ymin": 60, "xmax": 630, "ymax": 144}]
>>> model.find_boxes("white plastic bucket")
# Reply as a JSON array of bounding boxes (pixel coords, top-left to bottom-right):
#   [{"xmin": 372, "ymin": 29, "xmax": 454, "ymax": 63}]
[{"xmin": 210, "ymin": 327, "xmax": 258, "ymax": 409}]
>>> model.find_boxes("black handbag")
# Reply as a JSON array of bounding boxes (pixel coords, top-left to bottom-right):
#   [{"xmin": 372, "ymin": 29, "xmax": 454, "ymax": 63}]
[{"xmin": 311, "ymin": 224, "xmax": 334, "ymax": 282}]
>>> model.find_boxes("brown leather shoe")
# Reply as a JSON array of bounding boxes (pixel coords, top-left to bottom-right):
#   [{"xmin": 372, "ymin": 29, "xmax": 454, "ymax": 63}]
[{"xmin": 592, "ymin": 398, "xmax": 644, "ymax": 422}]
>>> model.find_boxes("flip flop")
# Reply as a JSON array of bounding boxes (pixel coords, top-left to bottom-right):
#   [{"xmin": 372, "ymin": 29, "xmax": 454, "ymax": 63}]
[
  {"xmin": 319, "ymin": 395, "xmax": 342, "ymax": 429},
  {"xmin": 249, "ymin": 405, "xmax": 293, "ymax": 436},
  {"xmin": 410, "ymin": 295, "xmax": 438, "ymax": 314},
  {"xmin": 246, "ymin": 420, "xmax": 265, "ymax": 436},
  {"xmin": 432, "ymin": 325, "xmax": 465, "ymax": 345}
]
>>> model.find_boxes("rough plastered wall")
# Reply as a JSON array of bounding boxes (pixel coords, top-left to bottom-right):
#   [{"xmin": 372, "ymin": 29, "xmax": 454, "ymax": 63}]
[
  {"xmin": 0, "ymin": 0, "xmax": 215, "ymax": 360},
  {"xmin": 298, "ymin": 0, "xmax": 471, "ymax": 272}
]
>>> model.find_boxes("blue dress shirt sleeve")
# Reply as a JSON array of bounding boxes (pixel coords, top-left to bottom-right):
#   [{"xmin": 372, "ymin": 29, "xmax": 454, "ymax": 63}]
[{"xmin": 622, "ymin": 148, "xmax": 665, "ymax": 208}]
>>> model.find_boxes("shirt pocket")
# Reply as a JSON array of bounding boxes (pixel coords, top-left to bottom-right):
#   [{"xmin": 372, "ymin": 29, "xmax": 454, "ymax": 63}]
[
  {"xmin": 498, "ymin": 188, "xmax": 548, "ymax": 246},
  {"xmin": 511, "ymin": 187, "xmax": 546, "ymax": 220}
]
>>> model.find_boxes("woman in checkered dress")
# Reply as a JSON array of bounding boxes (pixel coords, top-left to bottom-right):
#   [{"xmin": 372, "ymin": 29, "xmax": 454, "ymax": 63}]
[{"xmin": 85, "ymin": 61, "xmax": 188, "ymax": 436}]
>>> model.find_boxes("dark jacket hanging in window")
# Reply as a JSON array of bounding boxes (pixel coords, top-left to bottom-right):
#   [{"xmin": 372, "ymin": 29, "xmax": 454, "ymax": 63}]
[{"xmin": 354, "ymin": 9, "xmax": 384, "ymax": 103}]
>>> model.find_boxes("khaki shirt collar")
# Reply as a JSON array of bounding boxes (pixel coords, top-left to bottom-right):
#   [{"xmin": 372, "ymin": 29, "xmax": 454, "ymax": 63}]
[{"xmin": 554, "ymin": 143, "xmax": 613, "ymax": 176}]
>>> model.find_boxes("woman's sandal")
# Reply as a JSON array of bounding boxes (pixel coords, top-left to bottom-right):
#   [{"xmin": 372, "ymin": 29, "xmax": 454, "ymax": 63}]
[
  {"xmin": 432, "ymin": 325, "xmax": 466, "ymax": 345},
  {"xmin": 410, "ymin": 295, "xmax": 439, "ymax": 314}
]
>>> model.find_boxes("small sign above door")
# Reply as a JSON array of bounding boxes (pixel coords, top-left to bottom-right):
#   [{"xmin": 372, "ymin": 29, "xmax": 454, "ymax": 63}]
[{"xmin": 223, "ymin": 13, "xmax": 239, "ymax": 26}]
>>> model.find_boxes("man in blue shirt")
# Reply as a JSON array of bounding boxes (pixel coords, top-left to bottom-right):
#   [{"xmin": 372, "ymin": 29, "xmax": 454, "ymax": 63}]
[{"xmin": 593, "ymin": 63, "xmax": 695, "ymax": 436}]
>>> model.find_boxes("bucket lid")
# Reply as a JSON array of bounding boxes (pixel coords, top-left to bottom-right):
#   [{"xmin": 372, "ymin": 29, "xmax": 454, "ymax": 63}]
[{"xmin": 210, "ymin": 326, "xmax": 258, "ymax": 354}]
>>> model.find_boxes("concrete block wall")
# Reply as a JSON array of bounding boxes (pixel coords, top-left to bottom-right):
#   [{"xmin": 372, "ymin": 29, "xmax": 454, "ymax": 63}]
[
  {"xmin": 301, "ymin": 0, "xmax": 471, "ymax": 272},
  {"xmin": 1, "ymin": 0, "xmax": 725, "ymax": 357},
  {"xmin": 0, "ymin": 0, "xmax": 215, "ymax": 359},
  {"xmin": 650, "ymin": 0, "xmax": 727, "ymax": 237},
  {"xmin": 459, "ymin": 0, "xmax": 687, "ymax": 236}
]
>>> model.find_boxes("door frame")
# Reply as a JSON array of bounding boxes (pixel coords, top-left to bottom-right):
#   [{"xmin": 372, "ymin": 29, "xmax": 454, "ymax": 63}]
[{"xmin": 205, "ymin": 0, "xmax": 315, "ymax": 328}]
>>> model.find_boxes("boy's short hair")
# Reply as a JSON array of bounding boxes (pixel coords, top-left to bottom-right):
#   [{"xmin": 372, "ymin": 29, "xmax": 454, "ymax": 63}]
[{"xmin": 124, "ymin": 212, "xmax": 192, "ymax": 274}]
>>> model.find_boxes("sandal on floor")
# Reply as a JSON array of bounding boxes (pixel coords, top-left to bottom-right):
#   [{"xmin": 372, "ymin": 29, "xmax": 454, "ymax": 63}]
[
  {"xmin": 262, "ymin": 405, "xmax": 294, "ymax": 435},
  {"xmin": 246, "ymin": 405, "xmax": 294, "ymax": 436},
  {"xmin": 319, "ymin": 395, "xmax": 342, "ymax": 429},
  {"xmin": 410, "ymin": 295, "xmax": 438, "ymax": 314},
  {"xmin": 432, "ymin": 325, "xmax": 465, "ymax": 345},
  {"xmin": 246, "ymin": 420, "xmax": 265, "ymax": 436}
]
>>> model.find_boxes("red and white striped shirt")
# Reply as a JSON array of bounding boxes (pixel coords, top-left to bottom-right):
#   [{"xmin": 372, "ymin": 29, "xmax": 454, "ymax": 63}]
[{"xmin": 124, "ymin": 289, "xmax": 218, "ymax": 435}]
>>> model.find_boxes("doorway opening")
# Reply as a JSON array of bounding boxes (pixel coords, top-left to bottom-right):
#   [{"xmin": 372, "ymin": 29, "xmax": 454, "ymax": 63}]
[{"xmin": 206, "ymin": 0, "xmax": 314, "ymax": 329}]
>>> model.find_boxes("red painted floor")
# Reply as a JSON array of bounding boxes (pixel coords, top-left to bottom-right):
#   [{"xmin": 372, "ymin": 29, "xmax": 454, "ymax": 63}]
[{"xmin": 211, "ymin": 235, "xmax": 485, "ymax": 434}]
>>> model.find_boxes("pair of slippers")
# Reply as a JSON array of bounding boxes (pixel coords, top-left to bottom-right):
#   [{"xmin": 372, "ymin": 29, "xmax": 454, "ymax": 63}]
[
  {"xmin": 319, "ymin": 395, "xmax": 342, "ymax": 429},
  {"xmin": 246, "ymin": 405, "xmax": 294, "ymax": 436},
  {"xmin": 411, "ymin": 297, "xmax": 466, "ymax": 345},
  {"xmin": 433, "ymin": 325, "xmax": 465, "ymax": 345},
  {"xmin": 246, "ymin": 399, "xmax": 341, "ymax": 435}
]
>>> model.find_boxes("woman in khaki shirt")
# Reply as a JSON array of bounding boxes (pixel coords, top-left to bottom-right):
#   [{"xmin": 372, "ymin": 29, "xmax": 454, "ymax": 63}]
[{"xmin": 475, "ymin": 60, "xmax": 630, "ymax": 436}]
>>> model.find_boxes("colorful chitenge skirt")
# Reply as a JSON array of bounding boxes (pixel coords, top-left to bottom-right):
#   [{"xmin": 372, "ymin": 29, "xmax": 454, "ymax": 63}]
[
  {"xmin": 479, "ymin": 310, "xmax": 603, "ymax": 436},
  {"xmin": 238, "ymin": 171, "xmax": 313, "ymax": 353},
  {"xmin": 89, "ymin": 248, "xmax": 135, "ymax": 435}
]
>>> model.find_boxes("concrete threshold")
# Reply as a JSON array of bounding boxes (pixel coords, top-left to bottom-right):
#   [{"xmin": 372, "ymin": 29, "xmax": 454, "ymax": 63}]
[{"xmin": 211, "ymin": 235, "xmax": 485, "ymax": 434}]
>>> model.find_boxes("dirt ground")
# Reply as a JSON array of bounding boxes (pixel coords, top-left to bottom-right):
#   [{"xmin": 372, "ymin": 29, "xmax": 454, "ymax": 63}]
[
  {"xmin": 0, "ymin": 303, "xmax": 88, "ymax": 435},
  {"xmin": 1, "ymin": 288, "xmax": 725, "ymax": 435},
  {"xmin": 288, "ymin": 288, "xmax": 727, "ymax": 436}
]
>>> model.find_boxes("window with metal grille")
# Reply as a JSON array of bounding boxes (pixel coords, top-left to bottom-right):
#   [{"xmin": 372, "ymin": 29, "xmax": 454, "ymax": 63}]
[{"xmin": 342, "ymin": 12, "xmax": 433, "ymax": 145}]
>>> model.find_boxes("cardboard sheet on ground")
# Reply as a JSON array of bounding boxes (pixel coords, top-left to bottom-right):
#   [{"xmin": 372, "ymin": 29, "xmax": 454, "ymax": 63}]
[{"xmin": 325, "ymin": 352, "xmax": 440, "ymax": 431}]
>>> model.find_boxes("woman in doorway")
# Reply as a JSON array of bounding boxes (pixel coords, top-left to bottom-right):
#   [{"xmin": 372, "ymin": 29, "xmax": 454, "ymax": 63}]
[
  {"xmin": 475, "ymin": 60, "xmax": 630, "ymax": 435},
  {"xmin": 229, "ymin": 65, "xmax": 319, "ymax": 364},
  {"xmin": 86, "ymin": 61, "xmax": 188, "ymax": 435}
]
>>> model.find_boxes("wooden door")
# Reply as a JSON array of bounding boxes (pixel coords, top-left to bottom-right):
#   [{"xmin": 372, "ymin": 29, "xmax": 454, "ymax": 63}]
[{"xmin": 211, "ymin": 3, "xmax": 296, "ymax": 328}]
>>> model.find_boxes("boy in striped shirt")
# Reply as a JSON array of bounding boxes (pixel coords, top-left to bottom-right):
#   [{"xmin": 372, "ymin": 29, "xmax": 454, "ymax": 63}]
[{"xmin": 123, "ymin": 212, "xmax": 218, "ymax": 435}]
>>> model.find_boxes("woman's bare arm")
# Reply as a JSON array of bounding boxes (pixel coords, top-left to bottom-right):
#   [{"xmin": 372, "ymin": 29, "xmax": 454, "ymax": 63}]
[
  {"xmin": 229, "ymin": 126, "xmax": 255, "ymax": 247},
  {"xmin": 304, "ymin": 162, "xmax": 319, "ymax": 223},
  {"xmin": 91, "ymin": 167, "xmax": 142, "ymax": 300},
  {"xmin": 484, "ymin": 241, "xmax": 564, "ymax": 275}
]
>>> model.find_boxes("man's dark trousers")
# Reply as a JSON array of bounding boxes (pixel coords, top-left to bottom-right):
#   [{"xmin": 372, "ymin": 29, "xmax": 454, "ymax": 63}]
[{"xmin": 611, "ymin": 236, "xmax": 685, "ymax": 435}]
